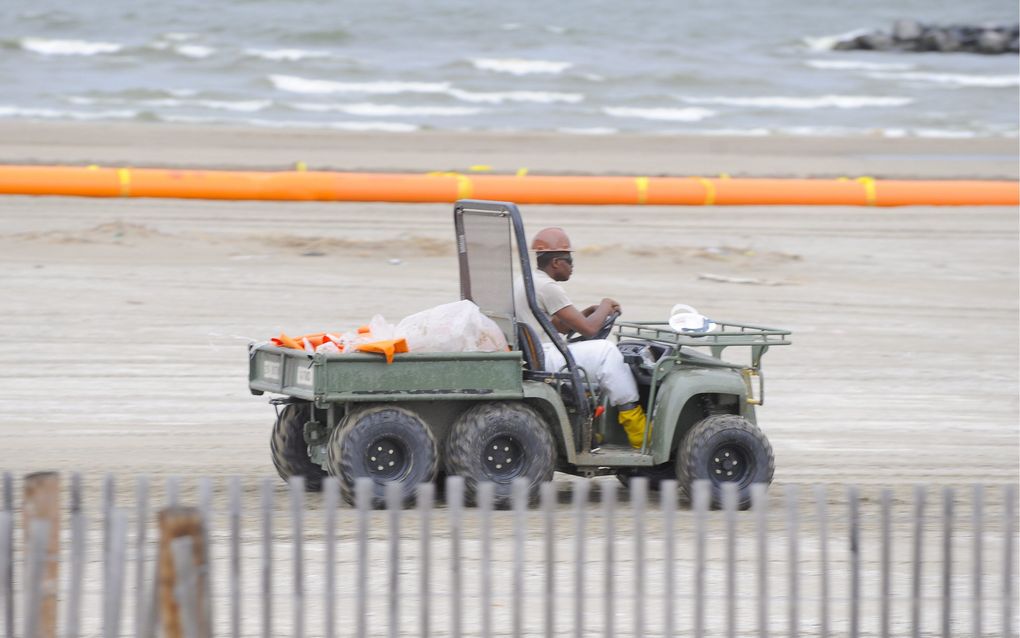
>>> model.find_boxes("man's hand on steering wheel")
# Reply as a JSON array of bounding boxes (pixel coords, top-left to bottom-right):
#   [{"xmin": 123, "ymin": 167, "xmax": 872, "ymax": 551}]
[{"xmin": 557, "ymin": 298, "xmax": 622, "ymax": 342}]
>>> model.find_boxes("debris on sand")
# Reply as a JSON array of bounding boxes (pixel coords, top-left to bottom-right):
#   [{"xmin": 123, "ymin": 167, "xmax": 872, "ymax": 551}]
[{"xmin": 698, "ymin": 272, "xmax": 797, "ymax": 286}]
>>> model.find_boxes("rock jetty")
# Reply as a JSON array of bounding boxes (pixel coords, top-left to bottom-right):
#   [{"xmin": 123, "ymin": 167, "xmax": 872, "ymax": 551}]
[{"xmin": 833, "ymin": 21, "xmax": 1019, "ymax": 54}]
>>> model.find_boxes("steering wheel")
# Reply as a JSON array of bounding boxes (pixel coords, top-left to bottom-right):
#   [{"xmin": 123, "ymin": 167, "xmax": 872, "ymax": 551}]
[{"xmin": 567, "ymin": 311, "xmax": 620, "ymax": 343}]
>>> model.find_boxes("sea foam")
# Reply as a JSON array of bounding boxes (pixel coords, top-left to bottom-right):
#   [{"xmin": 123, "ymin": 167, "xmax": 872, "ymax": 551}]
[
  {"xmin": 866, "ymin": 71, "xmax": 1020, "ymax": 88},
  {"xmin": 603, "ymin": 106, "xmax": 716, "ymax": 122},
  {"xmin": 471, "ymin": 58, "xmax": 573, "ymax": 75},
  {"xmin": 269, "ymin": 75, "xmax": 450, "ymax": 95},
  {"xmin": 805, "ymin": 59, "xmax": 915, "ymax": 71},
  {"xmin": 291, "ymin": 103, "xmax": 482, "ymax": 116},
  {"xmin": 19, "ymin": 38, "xmax": 122, "ymax": 56},
  {"xmin": 447, "ymin": 89, "xmax": 583, "ymax": 104},
  {"xmin": 680, "ymin": 95, "xmax": 913, "ymax": 109},
  {"xmin": 245, "ymin": 48, "xmax": 333, "ymax": 61}
]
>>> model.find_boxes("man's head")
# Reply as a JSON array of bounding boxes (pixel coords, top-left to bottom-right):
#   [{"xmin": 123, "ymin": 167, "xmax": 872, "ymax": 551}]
[{"xmin": 531, "ymin": 227, "xmax": 574, "ymax": 281}]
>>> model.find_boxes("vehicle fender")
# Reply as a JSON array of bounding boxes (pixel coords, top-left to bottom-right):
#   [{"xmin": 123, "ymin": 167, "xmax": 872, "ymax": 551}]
[
  {"xmin": 522, "ymin": 380, "xmax": 576, "ymax": 464},
  {"xmin": 648, "ymin": 367, "xmax": 752, "ymax": 464}
]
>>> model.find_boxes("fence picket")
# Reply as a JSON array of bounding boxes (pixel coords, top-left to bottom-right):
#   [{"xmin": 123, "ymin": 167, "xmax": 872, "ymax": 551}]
[
  {"xmin": 633, "ymin": 478, "xmax": 648, "ymax": 638},
  {"xmin": 753, "ymin": 483, "xmax": 768, "ymax": 638},
  {"xmin": 171, "ymin": 536, "xmax": 199, "ymax": 638},
  {"xmin": 603, "ymin": 481, "xmax": 616, "ymax": 638},
  {"xmin": 417, "ymin": 483, "xmax": 434, "ymax": 638},
  {"xmin": 64, "ymin": 473, "xmax": 83, "ymax": 638},
  {"xmin": 848, "ymin": 486, "xmax": 860, "ymax": 638},
  {"xmin": 0, "ymin": 512, "xmax": 11, "ymax": 638},
  {"xmin": 572, "ymin": 480, "xmax": 589, "ymax": 638},
  {"xmin": 880, "ymin": 489, "xmax": 892, "ymax": 638},
  {"xmin": 135, "ymin": 476, "xmax": 149, "ymax": 638},
  {"xmin": 2, "ymin": 472, "xmax": 11, "ymax": 638},
  {"xmin": 198, "ymin": 478, "xmax": 214, "ymax": 638},
  {"xmin": 323, "ymin": 478, "xmax": 337, "ymax": 638},
  {"xmin": 513, "ymin": 479, "xmax": 527, "ymax": 638},
  {"xmin": 972, "ymin": 485, "xmax": 983, "ymax": 638},
  {"xmin": 942, "ymin": 488, "xmax": 954, "ymax": 638},
  {"xmin": 1003, "ymin": 484, "xmax": 1016, "ymax": 638},
  {"xmin": 540, "ymin": 482, "xmax": 555, "ymax": 638},
  {"xmin": 478, "ymin": 483, "xmax": 493, "ymax": 638},
  {"xmin": 229, "ymin": 477, "xmax": 242, "ymax": 638},
  {"xmin": 259, "ymin": 478, "xmax": 273, "ymax": 638},
  {"xmin": 166, "ymin": 477, "xmax": 180, "ymax": 507},
  {"xmin": 386, "ymin": 482, "xmax": 402, "ymax": 638},
  {"xmin": 447, "ymin": 476, "xmax": 464, "ymax": 638},
  {"xmin": 662, "ymin": 480, "xmax": 677, "ymax": 638},
  {"xmin": 106, "ymin": 509, "xmax": 129, "ymax": 638},
  {"xmin": 785, "ymin": 485, "xmax": 800, "ymax": 638},
  {"xmin": 912, "ymin": 486, "xmax": 927, "ymax": 638},
  {"xmin": 290, "ymin": 477, "xmax": 305, "ymax": 638},
  {"xmin": 814, "ymin": 486, "xmax": 830, "ymax": 638},
  {"xmin": 723, "ymin": 482, "xmax": 737, "ymax": 638},
  {"xmin": 355, "ymin": 479, "xmax": 371, "ymax": 638},
  {"xmin": 693, "ymin": 480, "xmax": 709, "ymax": 638},
  {"xmin": 23, "ymin": 519, "xmax": 50, "ymax": 638}
]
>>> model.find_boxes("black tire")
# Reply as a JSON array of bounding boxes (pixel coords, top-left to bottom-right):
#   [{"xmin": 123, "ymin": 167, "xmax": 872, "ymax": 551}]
[
  {"xmin": 445, "ymin": 401, "xmax": 555, "ymax": 508},
  {"xmin": 677, "ymin": 414, "xmax": 774, "ymax": 510},
  {"xmin": 616, "ymin": 462, "xmax": 677, "ymax": 491},
  {"xmin": 327, "ymin": 406, "xmax": 438, "ymax": 508},
  {"xmin": 270, "ymin": 403, "xmax": 327, "ymax": 492}
]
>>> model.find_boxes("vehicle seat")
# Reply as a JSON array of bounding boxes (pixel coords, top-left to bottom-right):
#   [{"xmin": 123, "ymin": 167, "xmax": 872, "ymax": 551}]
[{"xmin": 516, "ymin": 322, "xmax": 546, "ymax": 372}]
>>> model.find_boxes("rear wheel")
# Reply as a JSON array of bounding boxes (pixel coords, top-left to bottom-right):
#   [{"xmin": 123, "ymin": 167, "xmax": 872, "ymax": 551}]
[
  {"xmin": 445, "ymin": 401, "xmax": 555, "ymax": 508},
  {"xmin": 677, "ymin": 414, "xmax": 774, "ymax": 509},
  {"xmin": 327, "ymin": 406, "xmax": 438, "ymax": 507},
  {"xmin": 270, "ymin": 403, "xmax": 327, "ymax": 492}
]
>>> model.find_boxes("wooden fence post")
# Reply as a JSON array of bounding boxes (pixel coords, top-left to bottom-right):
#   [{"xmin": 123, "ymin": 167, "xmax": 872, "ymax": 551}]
[
  {"xmin": 158, "ymin": 506, "xmax": 208, "ymax": 638},
  {"xmin": 23, "ymin": 472, "xmax": 59, "ymax": 638}
]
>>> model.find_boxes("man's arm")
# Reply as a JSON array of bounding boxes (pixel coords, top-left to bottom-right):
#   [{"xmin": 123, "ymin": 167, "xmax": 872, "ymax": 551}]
[{"xmin": 551, "ymin": 298, "xmax": 621, "ymax": 337}]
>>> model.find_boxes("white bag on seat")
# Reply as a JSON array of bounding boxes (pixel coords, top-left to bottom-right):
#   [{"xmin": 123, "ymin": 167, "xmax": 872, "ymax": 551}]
[{"xmin": 397, "ymin": 300, "xmax": 508, "ymax": 353}]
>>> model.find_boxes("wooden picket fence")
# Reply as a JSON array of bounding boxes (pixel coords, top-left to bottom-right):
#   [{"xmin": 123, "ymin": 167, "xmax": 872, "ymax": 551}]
[{"xmin": 0, "ymin": 471, "xmax": 1016, "ymax": 638}]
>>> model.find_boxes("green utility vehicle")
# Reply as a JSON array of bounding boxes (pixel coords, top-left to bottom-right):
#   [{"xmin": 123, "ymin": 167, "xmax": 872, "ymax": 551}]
[{"xmin": 249, "ymin": 200, "xmax": 791, "ymax": 508}]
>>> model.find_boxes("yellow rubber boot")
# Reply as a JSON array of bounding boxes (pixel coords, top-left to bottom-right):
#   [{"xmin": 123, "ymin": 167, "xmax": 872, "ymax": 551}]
[{"xmin": 618, "ymin": 405, "xmax": 648, "ymax": 449}]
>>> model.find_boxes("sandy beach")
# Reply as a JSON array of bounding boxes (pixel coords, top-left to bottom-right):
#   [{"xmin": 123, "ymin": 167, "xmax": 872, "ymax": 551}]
[
  {"xmin": 0, "ymin": 121, "xmax": 1016, "ymax": 483},
  {"xmin": 0, "ymin": 122, "xmax": 1016, "ymax": 635}
]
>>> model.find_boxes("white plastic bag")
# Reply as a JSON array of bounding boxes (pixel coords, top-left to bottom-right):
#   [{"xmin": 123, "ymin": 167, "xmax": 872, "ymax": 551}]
[
  {"xmin": 397, "ymin": 300, "xmax": 508, "ymax": 353},
  {"xmin": 668, "ymin": 303, "xmax": 716, "ymax": 333}
]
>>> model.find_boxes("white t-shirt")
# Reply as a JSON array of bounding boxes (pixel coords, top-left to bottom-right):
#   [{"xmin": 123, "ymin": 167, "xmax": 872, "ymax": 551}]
[{"xmin": 513, "ymin": 269, "xmax": 572, "ymax": 342}]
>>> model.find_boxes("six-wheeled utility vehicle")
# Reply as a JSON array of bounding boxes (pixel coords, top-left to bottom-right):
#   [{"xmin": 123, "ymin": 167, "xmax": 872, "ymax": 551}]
[{"xmin": 249, "ymin": 200, "xmax": 791, "ymax": 508}]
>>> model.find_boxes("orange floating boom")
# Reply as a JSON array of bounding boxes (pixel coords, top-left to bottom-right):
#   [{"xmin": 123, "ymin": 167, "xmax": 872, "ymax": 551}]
[{"xmin": 0, "ymin": 165, "xmax": 1015, "ymax": 206}]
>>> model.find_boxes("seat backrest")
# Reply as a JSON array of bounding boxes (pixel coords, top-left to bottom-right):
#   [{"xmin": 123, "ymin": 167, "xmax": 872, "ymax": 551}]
[{"xmin": 516, "ymin": 322, "xmax": 545, "ymax": 372}]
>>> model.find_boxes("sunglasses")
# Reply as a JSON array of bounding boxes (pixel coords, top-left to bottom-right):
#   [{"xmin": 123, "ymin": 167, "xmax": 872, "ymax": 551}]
[{"xmin": 556, "ymin": 255, "xmax": 574, "ymax": 266}]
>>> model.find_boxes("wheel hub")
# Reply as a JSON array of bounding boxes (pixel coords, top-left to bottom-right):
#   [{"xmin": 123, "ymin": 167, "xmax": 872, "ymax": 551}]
[
  {"xmin": 481, "ymin": 435, "xmax": 524, "ymax": 479},
  {"xmin": 711, "ymin": 445, "xmax": 750, "ymax": 483},
  {"xmin": 365, "ymin": 436, "xmax": 409, "ymax": 481}
]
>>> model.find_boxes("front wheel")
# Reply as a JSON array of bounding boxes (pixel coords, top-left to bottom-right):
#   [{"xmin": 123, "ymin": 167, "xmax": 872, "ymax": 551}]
[
  {"xmin": 676, "ymin": 414, "xmax": 774, "ymax": 509},
  {"xmin": 327, "ymin": 406, "xmax": 438, "ymax": 507},
  {"xmin": 444, "ymin": 401, "xmax": 555, "ymax": 508}
]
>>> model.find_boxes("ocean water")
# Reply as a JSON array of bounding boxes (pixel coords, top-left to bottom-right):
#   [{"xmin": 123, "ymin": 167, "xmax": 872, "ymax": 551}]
[{"xmin": 1, "ymin": 0, "xmax": 1018, "ymax": 138}]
